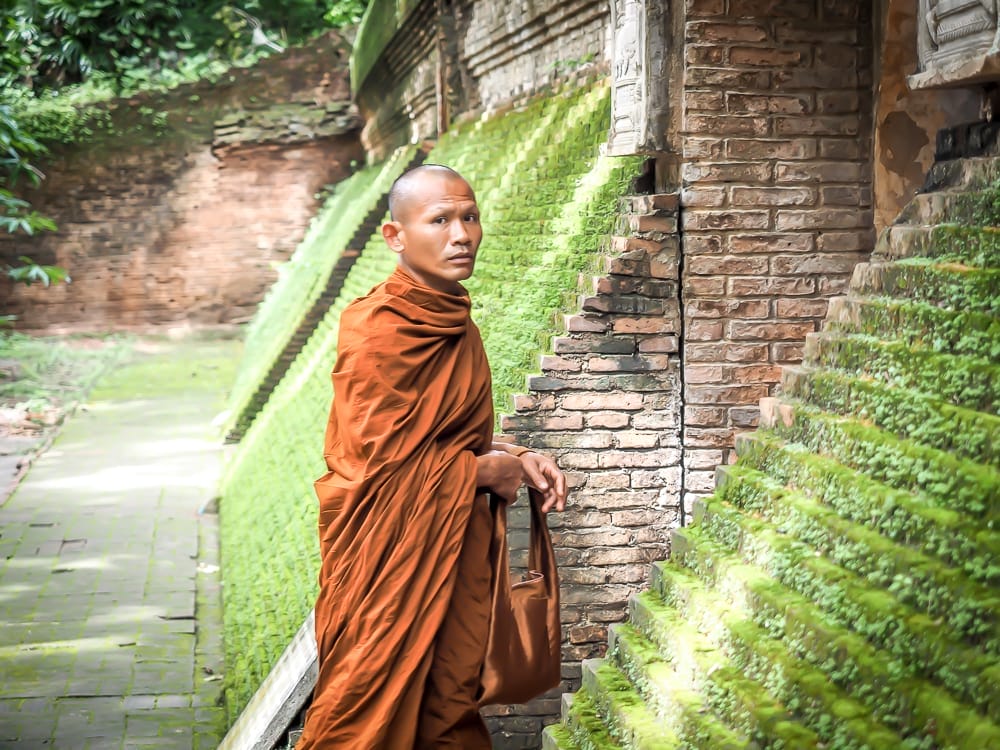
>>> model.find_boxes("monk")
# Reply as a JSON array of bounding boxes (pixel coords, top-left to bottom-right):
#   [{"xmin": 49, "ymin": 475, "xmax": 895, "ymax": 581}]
[{"xmin": 295, "ymin": 164, "xmax": 568, "ymax": 749}]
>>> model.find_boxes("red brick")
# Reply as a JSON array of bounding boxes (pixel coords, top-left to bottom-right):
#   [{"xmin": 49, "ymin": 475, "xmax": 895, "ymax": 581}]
[
  {"xmin": 616, "ymin": 432, "xmax": 661, "ymax": 449},
  {"xmin": 822, "ymin": 185, "xmax": 869, "ymax": 206},
  {"xmin": 728, "ymin": 320, "xmax": 816, "ymax": 340},
  {"xmin": 686, "ymin": 114, "xmax": 770, "ymax": 137},
  {"xmin": 637, "ymin": 335, "xmax": 680, "ymax": 353},
  {"xmin": 816, "ymin": 91, "xmax": 860, "ymax": 114},
  {"xmin": 688, "ymin": 255, "xmax": 769, "ymax": 275},
  {"xmin": 686, "ymin": 21, "xmax": 769, "ymax": 43},
  {"xmin": 775, "ymin": 160, "xmax": 867, "ymax": 183},
  {"xmin": 683, "ymin": 276, "xmax": 727, "ymax": 296},
  {"xmin": 512, "ymin": 394, "xmax": 555, "ymax": 412},
  {"xmin": 686, "ymin": 44, "xmax": 726, "ymax": 66},
  {"xmin": 683, "ymin": 427, "xmax": 737, "ymax": 447},
  {"xmin": 685, "ymin": 299, "xmax": 770, "ymax": 319},
  {"xmin": 727, "ymin": 138, "xmax": 818, "ymax": 160},
  {"xmin": 774, "ymin": 116, "xmax": 860, "ymax": 137},
  {"xmin": 775, "ymin": 298, "xmax": 830, "ymax": 317},
  {"xmin": 683, "ymin": 210, "xmax": 771, "ymax": 231},
  {"xmin": 683, "ymin": 137, "xmax": 726, "ymax": 159},
  {"xmin": 540, "ymin": 355, "xmax": 582, "ymax": 372},
  {"xmin": 818, "ymin": 275, "xmax": 851, "ymax": 294},
  {"xmin": 585, "ymin": 470, "xmax": 631, "ymax": 488},
  {"xmin": 771, "ymin": 252, "xmax": 866, "ymax": 275},
  {"xmin": 728, "ymin": 92, "xmax": 812, "ymax": 115},
  {"xmin": 728, "ymin": 233, "xmax": 815, "ymax": 254},
  {"xmin": 685, "ymin": 67, "xmax": 772, "ymax": 89},
  {"xmin": 685, "ymin": 0, "xmax": 726, "ymax": 15},
  {"xmin": 683, "ymin": 448, "xmax": 725, "ymax": 469},
  {"xmin": 731, "ymin": 186, "xmax": 816, "ymax": 207},
  {"xmin": 727, "ymin": 276, "xmax": 816, "ymax": 297},
  {"xmin": 586, "ymin": 412, "xmax": 631, "ymax": 429},
  {"xmin": 685, "ymin": 384, "xmax": 770, "ymax": 404},
  {"xmin": 730, "ymin": 46, "xmax": 807, "ymax": 67},
  {"xmin": 775, "ymin": 208, "xmax": 870, "ymax": 231},
  {"xmin": 681, "ymin": 186, "xmax": 727, "ymax": 207},
  {"xmin": 561, "ymin": 393, "xmax": 645, "ymax": 411},
  {"xmin": 685, "ymin": 342, "xmax": 769, "ymax": 363},
  {"xmin": 685, "ymin": 364, "xmax": 725, "ymax": 383},
  {"xmin": 625, "ymin": 412, "xmax": 680, "ymax": 432},
  {"xmin": 684, "ymin": 406, "xmax": 727, "ymax": 426},
  {"xmin": 819, "ymin": 138, "xmax": 864, "ymax": 159},
  {"xmin": 565, "ymin": 314, "xmax": 608, "ymax": 332},
  {"xmin": 771, "ymin": 342, "xmax": 805, "ymax": 361},
  {"xmin": 729, "ymin": 364, "xmax": 783, "ymax": 383},
  {"xmin": 682, "ymin": 161, "xmax": 772, "ymax": 183},
  {"xmin": 588, "ymin": 355, "xmax": 673, "ymax": 373},
  {"xmin": 686, "ymin": 320, "xmax": 725, "ymax": 341},
  {"xmin": 817, "ymin": 230, "xmax": 874, "ymax": 252}
]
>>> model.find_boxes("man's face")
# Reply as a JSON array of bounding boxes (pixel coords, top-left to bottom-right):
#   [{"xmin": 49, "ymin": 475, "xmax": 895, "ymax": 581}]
[{"xmin": 383, "ymin": 173, "xmax": 483, "ymax": 295}]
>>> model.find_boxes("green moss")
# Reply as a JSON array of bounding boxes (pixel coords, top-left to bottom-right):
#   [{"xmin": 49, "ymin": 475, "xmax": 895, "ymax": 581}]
[
  {"xmin": 929, "ymin": 224, "xmax": 1000, "ymax": 268},
  {"xmin": 652, "ymin": 555, "xmax": 1000, "ymax": 748},
  {"xmin": 828, "ymin": 296, "xmax": 1000, "ymax": 362},
  {"xmin": 785, "ymin": 366, "xmax": 1000, "ymax": 465},
  {"xmin": 808, "ymin": 332, "xmax": 1000, "ymax": 414},
  {"xmin": 714, "ymin": 466, "xmax": 1000, "ymax": 642},
  {"xmin": 870, "ymin": 258, "xmax": 1000, "ymax": 316},
  {"xmin": 674, "ymin": 526, "xmax": 1000, "ymax": 721},
  {"xmin": 734, "ymin": 432, "xmax": 1000, "ymax": 585}
]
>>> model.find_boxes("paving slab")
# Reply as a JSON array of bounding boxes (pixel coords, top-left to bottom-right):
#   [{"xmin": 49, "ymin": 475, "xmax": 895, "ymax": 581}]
[{"xmin": 0, "ymin": 335, "xmax": 240, "ymax": 749}]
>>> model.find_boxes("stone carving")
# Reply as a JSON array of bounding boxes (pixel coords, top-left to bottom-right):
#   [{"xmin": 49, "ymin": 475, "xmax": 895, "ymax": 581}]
[
  {"xmin": 609, "ymin": 0, "xmax": 645, "ymax": 154},
  {"xmin": 608, "ymin": 0, "xmax": 671, "ymax": 156},
  {"xmin": 918, "ymin": 0, "xmax": 999, "ymax": 70}
]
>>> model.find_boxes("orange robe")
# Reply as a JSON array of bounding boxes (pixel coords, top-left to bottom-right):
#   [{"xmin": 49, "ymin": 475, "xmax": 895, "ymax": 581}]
[{"xmin": 296, "ymin": 267, "xmax": 496, "ymax": 749}]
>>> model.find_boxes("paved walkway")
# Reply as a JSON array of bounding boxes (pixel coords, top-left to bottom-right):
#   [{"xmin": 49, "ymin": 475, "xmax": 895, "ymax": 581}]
[{"xmin": 0, "ymin": 335, "xmax": 241, "ymax": 749}]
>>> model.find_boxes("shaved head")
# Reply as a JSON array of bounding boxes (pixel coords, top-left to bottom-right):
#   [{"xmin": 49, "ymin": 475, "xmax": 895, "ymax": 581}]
[{"xmin": 389, "ymin": 164, "xmax": 472, "ymax": 221}]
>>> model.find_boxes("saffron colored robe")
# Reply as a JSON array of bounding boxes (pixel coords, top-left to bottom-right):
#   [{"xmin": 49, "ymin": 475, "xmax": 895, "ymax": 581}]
[{"xmin": 296, "ymin": 267, "xmax": 496, "ymax": 749}]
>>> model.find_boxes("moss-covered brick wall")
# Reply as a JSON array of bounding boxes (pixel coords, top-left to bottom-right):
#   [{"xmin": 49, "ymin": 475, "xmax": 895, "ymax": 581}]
[{"xmin": 218, "ymin": 77, "xmax": 642, "ymax": 722}]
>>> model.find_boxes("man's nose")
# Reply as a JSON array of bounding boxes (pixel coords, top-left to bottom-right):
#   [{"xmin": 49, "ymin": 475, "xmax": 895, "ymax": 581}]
[{"xmin": 451, "ymin": 219, "xmax": 471, "ymax": 245}]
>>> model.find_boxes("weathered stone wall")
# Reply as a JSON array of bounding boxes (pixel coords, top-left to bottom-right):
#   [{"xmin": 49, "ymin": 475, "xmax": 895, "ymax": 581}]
[
  {"xmin": 0, "ymin": 33, "xmax": 364, "ymax": 333},
  {"xmin": 352, "ymin": 0, "xmax": 611, "ymax": 159},
  {"xmin": 678, "ymin": 0, "xmax": 876, "ymax": 512}
]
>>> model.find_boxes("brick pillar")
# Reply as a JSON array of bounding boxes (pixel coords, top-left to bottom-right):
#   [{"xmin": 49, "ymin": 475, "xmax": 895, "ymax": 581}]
[{"xmin": 679, "ymin": 0, "xmax": 875, "ymax": 513}]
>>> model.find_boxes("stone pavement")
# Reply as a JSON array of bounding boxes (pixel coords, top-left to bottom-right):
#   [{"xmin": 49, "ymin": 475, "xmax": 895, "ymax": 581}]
[{"xmin": 0, "ymin": 335, "xmax": 241, "ymax": 749}]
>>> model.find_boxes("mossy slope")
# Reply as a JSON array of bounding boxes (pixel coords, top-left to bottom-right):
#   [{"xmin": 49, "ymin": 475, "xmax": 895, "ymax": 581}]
[
  {"xmin": 218, "ymin": 78, "xmax": 642, "ymax": 722},
  {"xmin": 547, "ymin": 170, "xmax": 1000, "ymax": 746}
]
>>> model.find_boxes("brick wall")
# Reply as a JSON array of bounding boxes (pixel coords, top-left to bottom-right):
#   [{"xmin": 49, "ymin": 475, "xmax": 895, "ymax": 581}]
[
  {"xmin": 352, "ymin": 0, "xmax": 610, "ymax": 159},
  {"xmin": 0, "ymin": 33, "xmax": 363, "ymax": 333},
  {"xmin": 455, "ymin": 0, "xmax": 609, "ymax": 113},
  {"xmin": 679, "ymin": 0, "xmax": 875, "ymax": 513}
]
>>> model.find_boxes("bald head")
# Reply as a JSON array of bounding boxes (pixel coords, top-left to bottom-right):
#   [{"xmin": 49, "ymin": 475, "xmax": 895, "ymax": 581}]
[{"xmin": 388, "ymin": 164, "xmax": 472, "ymax": 222}]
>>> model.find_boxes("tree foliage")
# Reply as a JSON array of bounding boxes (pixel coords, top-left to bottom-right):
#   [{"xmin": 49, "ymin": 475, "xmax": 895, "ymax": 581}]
[{"xmin": 0, "ymin": 0, "xmax": 367, "ymax": 236}]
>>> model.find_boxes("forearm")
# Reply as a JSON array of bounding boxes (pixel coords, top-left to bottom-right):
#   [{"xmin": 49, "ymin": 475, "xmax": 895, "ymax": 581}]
[{"xmin": 491, "ymin": 440, "xmax": 533, "ymax": 458}]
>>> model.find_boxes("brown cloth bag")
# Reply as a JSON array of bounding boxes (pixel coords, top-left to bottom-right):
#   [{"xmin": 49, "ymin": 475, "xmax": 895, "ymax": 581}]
[{"xmin": 479, "ymin": 488, "xmax": 562, "ymax": 706}]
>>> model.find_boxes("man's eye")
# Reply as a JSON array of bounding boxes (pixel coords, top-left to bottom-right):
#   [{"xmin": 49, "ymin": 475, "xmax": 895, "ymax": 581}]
[
  {"xmin": 433, "ymin": 217, "xmax": 447, "ymax": 224},
  {"xmin": 465, "ymin": 214, "xmax": 479, "ymax": 223}
]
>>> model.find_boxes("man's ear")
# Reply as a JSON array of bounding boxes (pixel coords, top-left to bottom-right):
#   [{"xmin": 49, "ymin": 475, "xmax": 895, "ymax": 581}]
[{"xmin": 382, "ymin": 221, "xmax": 405, "ymax": 255}]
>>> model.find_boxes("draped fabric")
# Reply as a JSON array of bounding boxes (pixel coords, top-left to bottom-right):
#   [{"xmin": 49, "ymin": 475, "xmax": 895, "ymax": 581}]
[{"xmin": 296, "ymin": 267, "xmax": 496, "ymax": 749}]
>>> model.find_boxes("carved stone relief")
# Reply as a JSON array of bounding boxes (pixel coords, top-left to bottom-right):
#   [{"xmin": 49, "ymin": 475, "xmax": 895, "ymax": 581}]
[
  {"xmin": 917, "ymin": 0, "xmax": 999, "ymax": 71},
  {"xmin": 608, "ymin": 0, "xmax": 671, "ymax": 156}
]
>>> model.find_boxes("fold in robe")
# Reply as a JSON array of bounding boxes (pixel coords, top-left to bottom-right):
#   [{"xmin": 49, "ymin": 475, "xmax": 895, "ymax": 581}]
[{"xmin": 296, "ymin": 267, "xmax": 496, "ymax": 749}]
